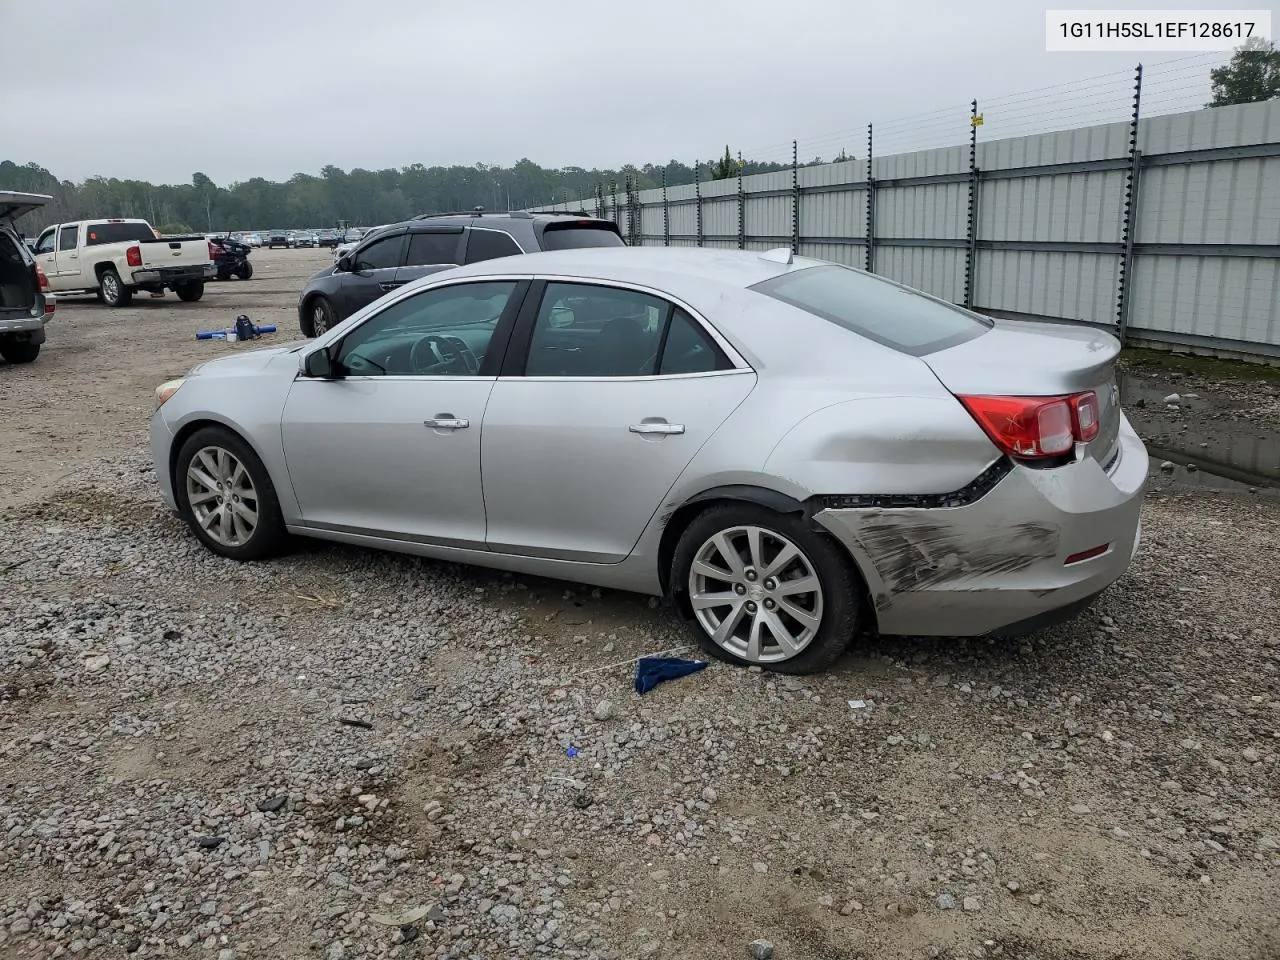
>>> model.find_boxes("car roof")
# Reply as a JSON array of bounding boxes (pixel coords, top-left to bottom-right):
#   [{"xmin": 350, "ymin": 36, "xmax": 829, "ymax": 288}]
[{"xmin": 438, "ymin": 245, "xmax": 815, "ymax": 293}]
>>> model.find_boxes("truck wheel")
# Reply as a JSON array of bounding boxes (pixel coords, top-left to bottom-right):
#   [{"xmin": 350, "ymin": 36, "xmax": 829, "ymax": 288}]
[
  {"xmin": 235, "ymin": 262, "xmax": 254, "ymax": 280},
  {"xmin": 99, "ymin": 268, "xmax": 132, "ymax": 307},
  {"xmin": 176, "ymin": 281, "xmax": 205, "ymax": 302},
  {"xmin": 0, "ymin": 341, "xmax": 40, "ymax": 364}
]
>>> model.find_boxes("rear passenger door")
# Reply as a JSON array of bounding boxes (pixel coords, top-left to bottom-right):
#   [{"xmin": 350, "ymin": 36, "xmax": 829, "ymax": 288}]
[
  {"xmin": 393, "ymin": 228, "xmax": 464, "ymax": 288},
  {"xmin": 338, "ymin": 229, "xmax": 406, "ymax": 318}
]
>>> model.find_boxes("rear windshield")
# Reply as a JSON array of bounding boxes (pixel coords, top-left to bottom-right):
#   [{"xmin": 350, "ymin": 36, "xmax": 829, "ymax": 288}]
[
  {"xmin": 540, "ymin": 223, "xmax": 624, "ymax": 251},
  {"xmin": 749, "ymin": 264, "xmax": 991, "ymax": 356},
  {"xmin": 85, "ymin": 222, "xmax": 156, "ymax": 245}
]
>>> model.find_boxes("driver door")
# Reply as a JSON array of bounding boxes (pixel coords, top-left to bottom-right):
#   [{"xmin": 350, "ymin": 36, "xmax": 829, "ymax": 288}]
[
  {"xmin": 280, "ymin": 279, "xmax": 526, "ymax": 546},
  {"xmin": 336, "ymin": 229, "xmax": 407, "ymax": 319}
]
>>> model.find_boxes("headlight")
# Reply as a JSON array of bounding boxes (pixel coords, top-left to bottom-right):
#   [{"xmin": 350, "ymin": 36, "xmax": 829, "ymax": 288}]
[{"xmin": 154, "ymin": 379, "xmax": 186, "ymax": 410}]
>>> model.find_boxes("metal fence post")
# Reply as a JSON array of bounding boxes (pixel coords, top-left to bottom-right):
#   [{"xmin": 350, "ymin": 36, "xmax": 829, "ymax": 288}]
[
  {"xmin": 963, "ymin": 99, "xmax": 980, "ymax": 310},
  {"xmin": 1117, "ymin": 63, "xmax": 1144, "ymax": 344},
  {"xmin": 791, "ymin": 140, "xmax": 799, "ymax": 255},
  {"xmin": 596, "ymin": 183, "xmax": 604, "ymax": 219},
  {"xmin": 631, "ymin": 176, "xmax": 641, "ymax": 246},
  {"xmin": 662, "ymin": 167, "xmax": 670, "ymax": 247},
  {"xmin": 610, "ymin": 180, "xmax": 618, "ymax": 224},
  {"xmin": 865, "ymin": 123, "xmax": 876, "ymax": 272},
  {"xmin": 737, "ymin": 151, "xmax": 745, "ymax": 250},
  {"xmin": 695, "ymin": 160, "xmax": 703, "ymax": 247}
]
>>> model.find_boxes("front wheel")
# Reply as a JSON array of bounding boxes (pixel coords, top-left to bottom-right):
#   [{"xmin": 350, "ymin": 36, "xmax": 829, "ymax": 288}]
[
  {"xmin": 175, "ymin": 280, "xmax": 205, "ymax": 302},
  {"xmin": 175, "ymin": 426, "xmax": 288, "ymax": 560},
  {"xmin": 99, "ymin": 268, "xmax": 132, "ymax": 307},
  {"xmin": 0, "ymin": 341, "xmax": 40, "ymax": 364},
  {"xmin": 305, "ymin": 296, "xmax": 335, "ymax": 337},
  {"xmin": 672, "ymin": 504, "xmax": 863, "ymax": 674},
  {"xmin": 235, "ymin": 261, "xmax": 253, "ymax": 280}
]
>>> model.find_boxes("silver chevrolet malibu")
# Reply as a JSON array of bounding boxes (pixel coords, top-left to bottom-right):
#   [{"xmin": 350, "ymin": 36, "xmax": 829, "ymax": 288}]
[{"xmin": 150, "ymin": 247, "xmax": 1145, "ymax": 673}]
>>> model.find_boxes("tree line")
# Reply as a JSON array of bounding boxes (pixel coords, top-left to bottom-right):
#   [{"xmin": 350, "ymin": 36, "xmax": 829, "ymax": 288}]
[{"xmin": 0, "ymin": 156, "xmax": 797, "ymax": 235}]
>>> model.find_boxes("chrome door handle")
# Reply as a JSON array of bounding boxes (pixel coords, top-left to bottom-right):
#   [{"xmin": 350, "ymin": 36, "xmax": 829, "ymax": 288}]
[
  {"xmin": 629, "ymin": 422, "xmax": 685, "ymax": 435},
  {"xmin": 424, "ymin": 417, "xmax": 469, "ymax": 430}
]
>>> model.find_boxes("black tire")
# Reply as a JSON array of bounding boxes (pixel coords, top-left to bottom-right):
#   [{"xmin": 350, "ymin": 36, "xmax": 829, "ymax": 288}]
[
  {"xmin": 175, "ymin": 281, "xmax": 205, "ymax": 302},
  {"xmin": 0, "ymin": 341, "xmax": 40, "ymax": 364},
  {"xmin": 235, "ymin": 261, "xmax": 254, "ymax": 280},
  {"xmin": 303, "ymin": 295, "xmax": 335, "ymax": 338},
  {"xmin": 99, "ymin": 268, "xmax": 132, "ymax": 307},
  {"xmin": 671, "ymin": 503, "xmax": 863, "ymax": 674},
  {"xmin": 174, "ymin": 426, "xmax": 288, "ymax": 561}
]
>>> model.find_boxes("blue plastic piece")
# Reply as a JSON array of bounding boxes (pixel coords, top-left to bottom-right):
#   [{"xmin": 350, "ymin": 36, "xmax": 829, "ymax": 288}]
[
  {"xmin": 196, "ymin": 324, "xmax": 277, "ymax": 340},
  {"xmin": 634, "ymin": 657, "xmax": 707, "ymax": 694}
]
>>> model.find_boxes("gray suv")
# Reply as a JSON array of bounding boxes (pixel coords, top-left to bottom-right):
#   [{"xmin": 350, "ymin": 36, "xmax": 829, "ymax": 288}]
[
  {"xmin": 297, "ymin": 210, "xmax": 624, "ymax": 336},
  {"xmin": 0, "ymin": 191, "xmax": 53, "ymax": 365}
]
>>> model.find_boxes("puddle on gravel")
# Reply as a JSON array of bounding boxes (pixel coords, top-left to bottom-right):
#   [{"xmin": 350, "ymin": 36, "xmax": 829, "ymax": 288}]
[{"xmin": 1118, "ymin": 371, "xmax": 1280, "ymax": 494}]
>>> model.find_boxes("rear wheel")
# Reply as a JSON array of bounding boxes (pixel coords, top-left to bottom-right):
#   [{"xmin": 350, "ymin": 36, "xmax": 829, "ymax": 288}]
[
  {"xmin": 0, "ymin": 341, "xmax": 40, "ymax": 364},
  {"xmin": 175, "ymin": 426, "xmax": 287, "ymax": 560},
  {"xmin": 99, "ymin": 268, "xmax": 132, "ymax": 307},
  {"xmin": 672, "ymin": 503, "xmax": 863, "ymax": 674},
  {"xmin": 175, "ymin": 280, "xmax": 205, "ymax": 302}
]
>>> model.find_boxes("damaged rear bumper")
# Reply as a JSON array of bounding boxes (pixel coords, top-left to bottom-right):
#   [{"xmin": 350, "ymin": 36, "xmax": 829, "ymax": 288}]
[{"xmin": 813, "ymin": 417, "xmax": 1147, "ymax": 637}]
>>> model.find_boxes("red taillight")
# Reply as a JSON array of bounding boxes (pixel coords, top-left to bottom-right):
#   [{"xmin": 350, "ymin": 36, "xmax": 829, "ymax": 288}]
[
  {"xmin": 34, "ymin": 264, "xmax": 54, "ymax": 315},
  {"xmin": 958, "ymin": 391, "xmax": 1099, "ymax": 459},
  {"xmin": 126, "ymin": 245, "xmax": 143, "ymax": 267},
  {"xmin": 208, "ymin": 241, "xmax": 217, "ymax": 261}
]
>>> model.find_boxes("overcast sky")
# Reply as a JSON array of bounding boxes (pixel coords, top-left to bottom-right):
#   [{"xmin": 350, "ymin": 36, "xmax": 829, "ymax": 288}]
[{"xmin": 3, "ymin": 0, "xmax": 1269, "ymax": 185}]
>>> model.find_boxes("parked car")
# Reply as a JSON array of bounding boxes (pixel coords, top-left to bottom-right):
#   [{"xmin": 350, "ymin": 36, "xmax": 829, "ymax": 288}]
[
  {"xmin": 316, "ymin": 231, "xmax": 341, "ymax": 248},
  {"xmin": 30, "ymin": 218, "xmax": 214, "ymax": 306},
  {"xmin": 299, "ymin": 211, "xmax": 624, "ymax": 336},
  {"xmin": 208, "ymin": 235, "xmax": 254, "ymax": 280},
  {"xmin": 266, "ymin": 231, "xmax": 291, "ymax": 249},
  {"xmin": 290, "ymin": 232, "xmax": 317, "ymax": 248},
  {"xmin": 241, "ymin": 233, "xmax": 263, "ymax": 247},
  {"xmin": 151, "ymin": 247, "xmax": 1146, "ymax": 674},
  {"xmin": 0, "ymin": 191, "xmax": 54, "ymax": 364}
]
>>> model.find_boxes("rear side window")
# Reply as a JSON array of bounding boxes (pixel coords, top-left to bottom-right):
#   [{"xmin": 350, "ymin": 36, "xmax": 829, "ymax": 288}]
[
  {"xmin": 405, "ymin": 231, "xmax": 461, "ymax": 266},
  {"xmin": 58, "ymin": 225, "xmax": 78, "ymax": 251},
  {"xmin": 750, "ymin": 265, "xmax": 990, "ymax": 356},
  {"xmin": 84, "ymin": 222, "xmax": 156, "ymax": 245},
  {"xmin": 539, "ymin": 223, "xmax": 625, "ymax": 251},
  {"xmin": 465, "ymin": 229, "xmax": 523, "ymax": 264},
  {"xmin": 659, "ymin": 309, "xmax": 733, "ymax": 375}
]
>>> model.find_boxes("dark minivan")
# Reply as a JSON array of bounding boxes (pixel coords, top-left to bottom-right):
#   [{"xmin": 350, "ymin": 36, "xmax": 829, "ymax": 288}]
[{"xmin": 297, "ymin": 210, "xmax": 624, "ymax": 337}]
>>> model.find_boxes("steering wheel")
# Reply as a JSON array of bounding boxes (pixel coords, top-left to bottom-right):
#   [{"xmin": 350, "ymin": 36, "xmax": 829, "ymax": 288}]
[{"xmin": 410, "ymin": 335, "xmax": 479, "ymax": 375}]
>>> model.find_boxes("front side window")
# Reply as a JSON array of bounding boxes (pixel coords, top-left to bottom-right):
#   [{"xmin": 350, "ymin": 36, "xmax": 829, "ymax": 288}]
[
  {"xmin": 523, "ymin": 283, "xmax": 672, "ymax": 377},
  {"xmin": 750, "ymin": 264, "xmax": 990, "ymax": 356},
  {"xmin": 35, "ymin": 230, "xmax": 55, "ymax": 255},
  {"xmin": 335, "ymin": 281, "xmax": 517, "ymax": 377},
  {"xmin": 352, "ymin": 233, "xmax": 405, "ymax": 271},
  {"xmin": 57, "ymin": 225, "xmax": 78, "ymax": 251},
  {"xmin": 405, "ymin": 231, "xmax": 461, "ymax": 266},
  {"xmin": 465, "ymin": 229, "xmax": 523, "ymax": 264}
]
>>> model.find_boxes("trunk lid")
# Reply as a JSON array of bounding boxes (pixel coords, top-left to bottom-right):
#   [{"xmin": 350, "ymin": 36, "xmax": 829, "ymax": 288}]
[
  {"xmin": 0, "ymin": 191, "xmax": 51, "ymax": 225},
  {"xmin": 922, "ymin": 319, "xmax": 1123, "ymax": 468}
]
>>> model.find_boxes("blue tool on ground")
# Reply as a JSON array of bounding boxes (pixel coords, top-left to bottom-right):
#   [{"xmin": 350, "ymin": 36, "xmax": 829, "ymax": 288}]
[
  {"xmin": 634, "ymin": 657, "xmax": 707, "ymax": 694},
  {"xmin": 196, "ymin": 321, "xmax": 277, "ymax": 341}
]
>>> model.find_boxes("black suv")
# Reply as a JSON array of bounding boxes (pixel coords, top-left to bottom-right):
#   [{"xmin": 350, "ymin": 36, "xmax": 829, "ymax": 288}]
[{"xmin": 297, "ymin": 210, "xmax": 624, "ymax": 336}]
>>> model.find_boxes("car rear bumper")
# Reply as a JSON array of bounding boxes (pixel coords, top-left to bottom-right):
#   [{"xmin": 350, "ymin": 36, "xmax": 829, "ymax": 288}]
[
  {"xmin": 0, "ymin": 313, "xmax": 47, "ymax": 339},
  {"xmin": 132, "ymin": 265, "xmax": 215, "ymax": 285},
  {"xmin": 814, "ymin": 415, "xmax": 1147, "ymax": 637}
]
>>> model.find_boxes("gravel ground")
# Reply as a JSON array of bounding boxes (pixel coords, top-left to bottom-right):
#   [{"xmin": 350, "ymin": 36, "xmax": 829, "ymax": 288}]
[{"xmin": 1, "ymin": 249, "xmax": 1278, "ymax": 959}]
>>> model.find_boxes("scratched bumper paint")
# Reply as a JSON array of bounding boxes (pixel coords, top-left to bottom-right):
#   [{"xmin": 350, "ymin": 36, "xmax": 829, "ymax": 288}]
[{"xmin": 814, "ymin": 415, "xmax": 1147, "ymax": 636}]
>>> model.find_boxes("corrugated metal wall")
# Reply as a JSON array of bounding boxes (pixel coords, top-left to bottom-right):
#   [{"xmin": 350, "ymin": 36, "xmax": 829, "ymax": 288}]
[{"xmin": 541, "ymin": 100, "xmax": 1280, "ymax": 358}]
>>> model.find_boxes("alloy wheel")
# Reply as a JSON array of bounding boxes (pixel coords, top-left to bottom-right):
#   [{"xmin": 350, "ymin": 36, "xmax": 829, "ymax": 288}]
[
  {"xmin": 312, "ymin": 303, "xmax": 329, "ymax": 335},
  {"xmin": 185, "ymin": 446, "xmax": 259, "ymax": 547},
  {"xmin": 688, "ymin": 525, "xmax": 824, "ymax": 664}
]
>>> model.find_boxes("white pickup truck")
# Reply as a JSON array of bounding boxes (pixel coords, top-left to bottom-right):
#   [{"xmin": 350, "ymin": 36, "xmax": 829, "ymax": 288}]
[{"xmin": 31, "ymin": 218, "xmax": 215, "ymax": 307}]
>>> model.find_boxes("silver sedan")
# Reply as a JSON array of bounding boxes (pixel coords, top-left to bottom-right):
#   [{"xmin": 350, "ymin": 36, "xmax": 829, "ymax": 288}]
[{"xmin": 150, "ymin": 247, "xmax": 1146, "ymax": 673}]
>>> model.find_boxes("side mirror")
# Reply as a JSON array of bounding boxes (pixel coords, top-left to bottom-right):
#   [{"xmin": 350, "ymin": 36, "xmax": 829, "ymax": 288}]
[
  {"xmin": 337, "ymin": 254, "xmax": 356, "ymax": 273},
  {"xmin": 302, "ymin": 346, "xmax": 339, "ymax": 379}
]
